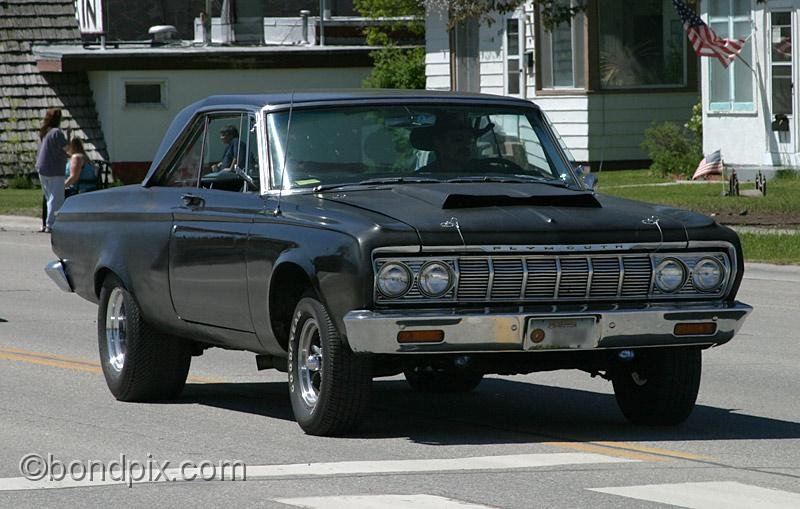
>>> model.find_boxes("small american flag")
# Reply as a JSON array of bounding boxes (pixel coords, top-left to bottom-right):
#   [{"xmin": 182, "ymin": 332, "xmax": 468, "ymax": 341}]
[
  {"xmin": 692, "ymin": 150, "xmax": 723, "ymax": 180},
  {"xmin": 672, "ymin": 0, "xmax": 746, "ymax": 68}
]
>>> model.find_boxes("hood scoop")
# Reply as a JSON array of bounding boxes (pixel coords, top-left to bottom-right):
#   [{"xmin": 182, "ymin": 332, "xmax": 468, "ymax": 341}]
[{"xmin": 393, "ymin": 183, "xmax": 601, "ymax": 209}]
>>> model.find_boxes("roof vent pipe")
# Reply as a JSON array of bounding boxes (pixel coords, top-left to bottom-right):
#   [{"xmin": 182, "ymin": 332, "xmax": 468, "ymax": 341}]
[
  {"xmin": 300, "ymin": 10, "xmax": 310, "ymax": 45},
  {"xmin": 148, "ymin": 25, "xmax": 178, "ymax": 46}
]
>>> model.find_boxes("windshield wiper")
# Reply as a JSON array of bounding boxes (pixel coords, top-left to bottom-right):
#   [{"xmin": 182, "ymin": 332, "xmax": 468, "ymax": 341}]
[
  {"xmin": 312, "ymin": 177, "xmax": 440, "ymax": 192},
  {"xmin": 446, "ymin": 175, "xmax": 571, "ymax": 188}
]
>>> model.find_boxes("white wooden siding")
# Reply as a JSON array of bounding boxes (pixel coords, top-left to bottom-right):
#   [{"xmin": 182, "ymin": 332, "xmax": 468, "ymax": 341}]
[
  {"xmin": 425, "ymin": 0, "xmax": 698, "ymax": 163},
  {"xmin": 425, "ymin": 7, "xmax": 451, "ymax": 91}
]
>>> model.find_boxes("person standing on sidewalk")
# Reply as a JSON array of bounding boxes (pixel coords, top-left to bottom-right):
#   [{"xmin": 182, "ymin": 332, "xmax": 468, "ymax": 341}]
[{"xmin": 36, "ymin": 108, "xmax": 69, "ymax": 233}]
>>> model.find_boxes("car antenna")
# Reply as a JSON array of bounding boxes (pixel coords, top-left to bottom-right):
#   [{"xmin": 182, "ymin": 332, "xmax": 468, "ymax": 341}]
[{"xmin": 273, "ymin": 90, "xmax": 295, "ymax": 216}]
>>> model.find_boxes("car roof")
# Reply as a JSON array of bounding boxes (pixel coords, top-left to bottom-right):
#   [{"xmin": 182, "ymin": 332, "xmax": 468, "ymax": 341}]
[
  {"xmin": 144, "ymin": 89, "xmax": 540, "ymax": 185},
  {"xmin": 189, "ymin": 89, "xmax": 538, "ymax": 110}
]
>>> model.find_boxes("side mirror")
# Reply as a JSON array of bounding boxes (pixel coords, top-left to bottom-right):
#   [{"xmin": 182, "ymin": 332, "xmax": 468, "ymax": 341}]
[{"xmin": 576, "ymin": 166, "xmax": 598, "ymax": 191}]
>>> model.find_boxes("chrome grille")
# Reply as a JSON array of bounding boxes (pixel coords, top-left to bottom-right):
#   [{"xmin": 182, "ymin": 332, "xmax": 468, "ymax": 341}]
[
  {"xmin": 490, "ymin": 259, "xmax": 524, "ymax": 299},
  {"xmin": 456, "ymin": 258, "xmax": 489, "ymax": 299},
  {"xmin": 374, "ymin": 250, "xmax": 730, "ymax": 303},
  {"xmin": 453, "ymin": 254, "xmax": 653, "ymax": 302}
]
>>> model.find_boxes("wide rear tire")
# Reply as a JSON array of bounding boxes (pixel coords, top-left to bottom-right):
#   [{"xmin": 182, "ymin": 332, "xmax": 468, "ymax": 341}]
[
  {"xmin": 288, "ymin": 295, "xmax": 371, "ymax": 436},
  {"xmin": 612, "ymin": 347, "xmax": 701, "ymax": 425},
  {"xmin": 98, "ymin": 274, "xmax": 191, "ymax": 401}
]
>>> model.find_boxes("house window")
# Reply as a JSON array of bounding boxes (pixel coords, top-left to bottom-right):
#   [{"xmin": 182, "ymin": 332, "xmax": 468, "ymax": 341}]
[
  {"xmin": 708, "ymin": 0, "xmax": 754, "ymax": 112},
  {"xmin": 598, "ymin": 0, "xmax": 686, "ymax": 89},
  {"xmin": 538, "ymin": 0, "xmax": 585, "ymax": 89},
  {"xmin": 506, "ymin": 17, "xmax": 522, "ymax": 94},
  {"xmin": 124, "ymin": 82, "xmax": 165, "ymax": 107},
  {"xmin": 770, "ymin": 12, "xmax": 792, "ymax": 116}
]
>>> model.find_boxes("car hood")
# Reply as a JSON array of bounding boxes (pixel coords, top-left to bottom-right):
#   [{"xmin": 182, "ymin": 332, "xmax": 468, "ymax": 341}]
[{"xmin": 317, "ymin": 183, "xmax": 711, "ymax": 247}]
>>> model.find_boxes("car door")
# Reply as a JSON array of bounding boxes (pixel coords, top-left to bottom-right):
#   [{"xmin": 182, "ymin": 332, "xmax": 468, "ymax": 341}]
[{"xmin": 169, "ymin": 112, "xmax": 263, "ymax": 334}]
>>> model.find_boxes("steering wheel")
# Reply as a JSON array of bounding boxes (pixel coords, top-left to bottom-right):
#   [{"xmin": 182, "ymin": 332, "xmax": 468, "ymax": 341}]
[{"xmin": 474, "ymin": 157, "xmax": 525, "ymax": 174}]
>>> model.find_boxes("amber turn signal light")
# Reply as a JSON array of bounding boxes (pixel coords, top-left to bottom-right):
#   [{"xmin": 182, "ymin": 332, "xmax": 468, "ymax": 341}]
[
  {"xmin": 397, "ymin": 330, "xmax": 445, "ymax": 343},
  {"xmin": 673, "ymin": 322, "xmax": 717, "ymax": 336}
]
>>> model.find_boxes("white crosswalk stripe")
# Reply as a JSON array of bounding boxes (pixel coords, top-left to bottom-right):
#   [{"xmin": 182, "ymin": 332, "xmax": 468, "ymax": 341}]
[
  {"xmin": 0, "ymin": 452, "xmax": 635, "ymax": 491},
  {"xmin": 277, "ymin": 494, "xmax": 496, "ymax": 508},
  {"xmin": 589, "ymin": 481, "xmax": 800, "ymax": 509}
]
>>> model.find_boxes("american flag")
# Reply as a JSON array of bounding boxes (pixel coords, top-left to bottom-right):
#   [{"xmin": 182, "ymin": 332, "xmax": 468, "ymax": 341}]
[
  {"xmin": 672, "ymin": 0, "xmax": 746, "ymax": 68},
  {"xmin": 692, "ymin": 150, "xmax": 723, "ymax": 180}
]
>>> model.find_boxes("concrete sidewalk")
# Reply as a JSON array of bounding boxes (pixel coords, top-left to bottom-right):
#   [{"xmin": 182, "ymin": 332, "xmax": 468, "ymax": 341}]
[{"xmin": 0, "ymin": 214, "xmax": 41, "ymax": 232}]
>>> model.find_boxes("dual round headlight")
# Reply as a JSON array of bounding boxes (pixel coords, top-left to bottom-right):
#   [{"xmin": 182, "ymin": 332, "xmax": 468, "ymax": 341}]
[
  {"xmin": 654, "ymin": 258, "xmax": 687, "ymax": 293},
  {"xmin": 376, "ymin": 262, "xmax": 412, "ymax": 298},
  {"xmin": 691, "ymin": 257, "xmax": 724, "ymax": 292},
  {"xmin": 655, "ymin": 257, "xmax": 725, "ymax": 293},
  {"xmin": 377, "ymin": 261, "xmax": 453, "ymax": 298}
]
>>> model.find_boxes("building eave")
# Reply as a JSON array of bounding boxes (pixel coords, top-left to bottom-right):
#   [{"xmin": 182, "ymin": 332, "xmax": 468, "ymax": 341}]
[{"xmin": 32, "ymin": 44, "xmax": 397, "ymax": 72}]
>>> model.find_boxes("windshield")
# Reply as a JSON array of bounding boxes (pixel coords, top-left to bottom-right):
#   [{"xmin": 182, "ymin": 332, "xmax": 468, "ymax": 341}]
[{"xmin": 266, "ymin": 104, "xmax": 580, "ymax": 190}]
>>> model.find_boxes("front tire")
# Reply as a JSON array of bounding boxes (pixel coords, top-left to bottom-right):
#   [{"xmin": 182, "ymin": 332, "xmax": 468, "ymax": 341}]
[
  {"xmin": 98, "ymin": 274, "xmax": 191, "ymax": 401},
  {"xmin": 288, "ymin": 295, "xmax": 371, "ymax": 436},
  {"xmin": 612, "ymin": 347, "xmax": 701, "ymax": 425}
]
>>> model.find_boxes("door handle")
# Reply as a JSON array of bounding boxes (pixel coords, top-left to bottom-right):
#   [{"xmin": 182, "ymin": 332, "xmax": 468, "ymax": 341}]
[{"xmin": 181, "ymin": 193, "xmax": 204, "ymax": 207}]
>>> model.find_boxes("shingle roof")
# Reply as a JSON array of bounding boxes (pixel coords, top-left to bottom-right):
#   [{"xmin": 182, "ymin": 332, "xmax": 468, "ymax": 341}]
[{"xmin": 0, "ymin": 0, "xmax": 106, "ymax": 177}]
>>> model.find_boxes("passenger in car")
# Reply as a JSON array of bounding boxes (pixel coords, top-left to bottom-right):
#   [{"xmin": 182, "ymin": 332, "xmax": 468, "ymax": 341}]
[{"xmin": 212, "ymin": 125, "xmax": 248, "ymax": 171}]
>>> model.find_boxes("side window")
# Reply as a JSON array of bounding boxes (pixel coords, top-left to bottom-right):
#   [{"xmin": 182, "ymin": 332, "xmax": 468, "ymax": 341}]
[
  {"xmin": 200, "ymin": 114, "xmax": 257, "ymax": 192},
  {"xmin": 161, "ymin": 121, "xmax": 205, "ymax": 187}
]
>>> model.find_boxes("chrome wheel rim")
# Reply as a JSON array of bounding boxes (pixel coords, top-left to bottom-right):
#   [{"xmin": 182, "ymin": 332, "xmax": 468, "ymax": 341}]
[
  {"xmin": 105, "ymin": 287, "xmax": 127, "ymax": 373},
  {"xmin": 298, "ymin": 318, "xmax": 323, "ymax": 409}
]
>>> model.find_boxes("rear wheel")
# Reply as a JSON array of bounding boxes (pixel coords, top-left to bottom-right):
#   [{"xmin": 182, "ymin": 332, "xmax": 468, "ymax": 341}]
[
  {"xmin": 612, "ymin": 348, "xmax": 701, "ymax": 425},
  {"xmin": 288, "ymin": 295, "xmax": 371, "ymax": 436},
  {"xmin": 98, "ymin": 274, "xmax": 191, "ymax": 401},
  {"xmin": 404, "ymin": 365, "xmax": 483, "ymax": 393}
]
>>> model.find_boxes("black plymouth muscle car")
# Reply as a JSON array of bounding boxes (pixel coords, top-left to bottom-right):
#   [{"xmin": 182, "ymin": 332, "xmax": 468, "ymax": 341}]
[{"xmin": 46, "ymin": 90, "xmax": 752, "ymax": 436}]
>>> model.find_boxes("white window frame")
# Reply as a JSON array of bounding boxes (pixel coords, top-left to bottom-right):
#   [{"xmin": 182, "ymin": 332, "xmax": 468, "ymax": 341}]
[
  {"xmin": 504, "ymin": 12, "xmax": 525, "ymax": 96},
  {"xmin": 123, "ymin": 79, "xmax": 167, "ymax": 109},
  {"xmin": 537, "ymin": 0, "xmax": 585, "ymax": 90},
  {"xmin": 707, "ymin": 0, "xmax": 755, "ymax": 113},
  {"xmin": 597, "ymin": 0, "xmax": 688, "ymax": 90}
]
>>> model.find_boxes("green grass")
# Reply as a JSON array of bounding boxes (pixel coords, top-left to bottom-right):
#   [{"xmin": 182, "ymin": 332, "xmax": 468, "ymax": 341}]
[
  {"xmin": 740, "ymin": 232, "xmax": 800, "ymax": 264},
  {"xmin": 598, "ymin": 170, "xmax": 800, "ymax": 216},
  {"xmin": 594, "ymin": 169, "xmax": 672, "ymax": 187},
  {"xmin": 0, "ymin": 189, "xmax": 40, "ymax": 217}
]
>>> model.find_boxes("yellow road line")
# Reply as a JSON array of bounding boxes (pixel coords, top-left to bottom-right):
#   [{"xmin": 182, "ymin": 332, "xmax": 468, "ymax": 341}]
[
  {"xmin": 0, "ymin": 345, "xmax": 99, "ymax": 367},
  {"xmin": 0, "ymin": 351, "xmax": 102, "ymax": 375},
  {"xmin": 592, "ymin": 441, "xmax": 713, "ymax": 461},
  {"xmin": 542, "ymin": 441, "xmax": 667, "ymax": 462},
  {"xmin": 0, "ymin": 346, "xmax": 220, "ymax": 384}
]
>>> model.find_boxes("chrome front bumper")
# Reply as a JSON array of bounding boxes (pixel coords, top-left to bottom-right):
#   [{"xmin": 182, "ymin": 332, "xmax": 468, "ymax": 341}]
[
  {"xmin": 45, "ymin": 260, "xmax": 73, "ymax": 293},
  {"xmin": 343, "ymin": 302, "xmax": 752, "ymax": 354}
]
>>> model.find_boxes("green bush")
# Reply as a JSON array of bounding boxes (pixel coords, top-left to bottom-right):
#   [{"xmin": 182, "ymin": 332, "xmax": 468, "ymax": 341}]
[
  {"xmin": 641, "ymin": 121, "xmax": 702, "ymax": 178},
  {"xmin": 9, "ymin": 174, "xmax": 35, "ymax": 189},
  {"xmin": 364, "ymin": 46, "xmax": 425, "ymax": 89}
]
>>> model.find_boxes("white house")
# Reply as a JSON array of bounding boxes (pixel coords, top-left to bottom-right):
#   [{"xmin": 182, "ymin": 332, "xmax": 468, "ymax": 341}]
[
  {"xmin": 426, "ymin": 0, "xmax": 701, "ymax": 168},
  {"xmin": 700, "ymin": 0, "xmax": 799, "ymax": 170}
]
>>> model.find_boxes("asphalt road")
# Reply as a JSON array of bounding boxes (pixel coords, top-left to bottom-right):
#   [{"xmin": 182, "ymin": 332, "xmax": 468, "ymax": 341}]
[{"xmin": 0, "ymin": 221, "xmax": 799, "ymax": 508}]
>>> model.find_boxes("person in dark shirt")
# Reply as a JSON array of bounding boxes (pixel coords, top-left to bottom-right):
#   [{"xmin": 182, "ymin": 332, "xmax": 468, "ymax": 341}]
[
  {"xmin": 212, "ymin": 125, "xmax": 248, "ymax": 171},
  {"xmin": 36, "ymin": 108, "xmax": 69, "ymax": 233}
]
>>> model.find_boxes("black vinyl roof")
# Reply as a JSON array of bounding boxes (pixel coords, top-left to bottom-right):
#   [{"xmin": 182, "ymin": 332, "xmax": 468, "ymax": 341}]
[{"xmin": 190, "ymin": 89, "xmax": 539, "ymax": 110}]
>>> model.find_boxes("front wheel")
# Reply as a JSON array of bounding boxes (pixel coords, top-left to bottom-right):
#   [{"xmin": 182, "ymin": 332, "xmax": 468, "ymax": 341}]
[
  {"xmin": 288, "ymin": 295, "xmax": 371, "ymax": 436},
  {"xmin": 98, "ymin": 274, "xmax": 191, "ymax": 401},
  {"xmin": 612, "ymin": 348, "xmax": 701, "ymax": 425}
]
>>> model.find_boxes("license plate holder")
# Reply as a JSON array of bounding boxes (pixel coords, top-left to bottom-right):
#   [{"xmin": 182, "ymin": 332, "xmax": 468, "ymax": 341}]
[{"xmin": 524, "ymin": 316, "xmax": 599, "ymax": 350}]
